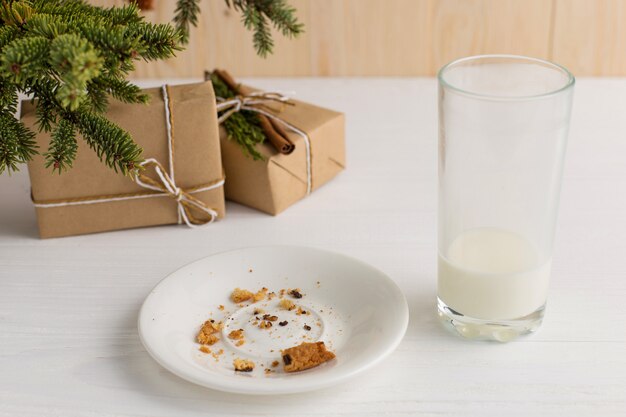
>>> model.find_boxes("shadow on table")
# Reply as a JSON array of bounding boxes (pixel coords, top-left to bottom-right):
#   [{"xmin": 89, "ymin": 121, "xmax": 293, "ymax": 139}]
[
  {"xmin": 401, "ymin": 275, "xmax": 459, "ymax": 342},
  {"xmin": 0, "ymin": 171, "xmax": 38, "ymax": 239}
]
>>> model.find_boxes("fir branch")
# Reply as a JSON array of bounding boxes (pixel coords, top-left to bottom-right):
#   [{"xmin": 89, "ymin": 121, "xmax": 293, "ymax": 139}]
[
  {"xmin": 0, "ymin": 0, "xmax": 34, "ymax": 26},
  {"xmin": 89, "ymin": 77, "xmax": 148, "ymax": 106},
  {"xmin": 44, "ymin": 118, "xmax": 77, "ymax": 173},
  {"xmin": 226, "ymin": 0, "xmax": 304, "ymax": 57},
  {"xmin": 0, "ymin": 109, "xmax": 37, "ymax": 174},
  {"xmin": 174, "ymin": 0, "xmax": 303, "ymax": 56},
  {"xmin": 0, "ymin": 0, "xmax": 181, "ymax": 174},
  {"xmin": 0, "ymin": 79, "xmax": 18, "ymax": 115},
  {"xmin": 72, "ymin": 111, "xmax": 143, "ymax": 175},
  {"xmin": 131, "ymin": 23, "xmax": 182, "ymax": 61},
  {"xmin": 173, "ymin": 0, "xmax": 200, "ymax": 43},
  {"xmin": 49, "ymin": 33, "xmax": 104, "ymax": 110},
  {"xmin": 0, "ymin": 35, "xmax": 49, "ymax": 83},
  {"xmin": 209, "ymin": 71, "xmax": 266, "ymax": 160}
]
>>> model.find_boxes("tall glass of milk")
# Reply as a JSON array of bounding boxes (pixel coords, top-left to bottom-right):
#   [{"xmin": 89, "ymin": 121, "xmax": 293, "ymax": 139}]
[{"xmin": 437, "ymin": 55, "xmax": 574, "ymax": 341}]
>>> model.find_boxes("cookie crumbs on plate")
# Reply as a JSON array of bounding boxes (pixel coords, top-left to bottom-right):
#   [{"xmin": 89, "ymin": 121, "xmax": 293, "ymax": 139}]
[
  {"xmin": 279, "ymin": 299, "xmax": 295, "ymax": 310},
  {"xmin": 259, "ymin": 320, "xmax": 273, "ymax": 329},
  {"xmin": 197, "ymin": 320, "xmax": 222, "ymax": 345},
  {"xmin": 267, "ymin": 291, "xmax": 277, "ymax": 300},
  {"xmin": 233, "ymin": 358, "xmax": 255, "ymax": 372},
  {"xmin": 253, "ymin": 287, "xmax": 268, "ymax": 302},
  {"xmin": 231, "ymin": 288, "xmax": 254, "ymax": 303},
  {"xmin": 281, "ymin": 341, "xmax": 336, "ymax": 373},
  {"xmin": 199, "ymin": 346, "xmax": 211, "ymax": 354},
  {"xmin": 228, "ymin": 329, "xmax": 244, "ymax": 340},
  {"xmin": 199, "ymin": 333, "xmax": 219, "ymax": 345},
  {"xmin": 262, "ymin": 314, "xmax": 278, "ymax": 322},
  {"xmin": 289, "ymin": 289, "xmax": 303, "ymax": 299},
  {"xmin": 279, "ymin": 320, "xmax": 288, "ymax": 326},
  {"xmin": 295, "ymin": 307, "xmax": 309, "ymax": 316},
  {"xmin": 211, "ymin": 349, "xmax": 225, "ymax": 361}
]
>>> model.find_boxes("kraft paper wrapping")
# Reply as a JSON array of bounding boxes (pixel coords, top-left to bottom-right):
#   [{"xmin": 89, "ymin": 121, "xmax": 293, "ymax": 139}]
[
  {"xmin": 220, "ymin": 87, "xmax": 345, "ymax": 215},
  {"xmin": 21, "ymin": 82, "xmax": 225, "ymax": 238}
]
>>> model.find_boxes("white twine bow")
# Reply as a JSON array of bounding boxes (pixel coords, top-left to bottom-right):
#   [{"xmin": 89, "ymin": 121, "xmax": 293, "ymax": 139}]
[
  {"xmin": 216, "ymin": 91, "xmax": 312, "ymax": 195},
  {"xmin": 134, "ymin": 158, "xmax": 222, "ymax": 228}
]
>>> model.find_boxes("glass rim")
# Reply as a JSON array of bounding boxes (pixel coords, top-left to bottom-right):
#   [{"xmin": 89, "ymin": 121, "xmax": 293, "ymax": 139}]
[{"xmin": 438, "ymin": 54, "xmax": 575, "ymax": 101}]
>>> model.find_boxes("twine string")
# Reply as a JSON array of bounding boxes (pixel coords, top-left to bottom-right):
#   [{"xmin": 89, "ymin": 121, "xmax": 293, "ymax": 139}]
[{"xmin": 216, "ymin": 91, "xmax": 312, "ymax": 195}]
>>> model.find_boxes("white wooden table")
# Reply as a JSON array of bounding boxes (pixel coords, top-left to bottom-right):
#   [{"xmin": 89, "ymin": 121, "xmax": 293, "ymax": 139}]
[{"xmin": 1, "ymin": 78, "xmax": 625, "ymax": 417}]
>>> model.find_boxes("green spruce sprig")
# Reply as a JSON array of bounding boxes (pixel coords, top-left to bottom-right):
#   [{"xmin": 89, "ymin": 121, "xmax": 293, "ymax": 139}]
[
  {"xmin": 175, "ymin": 0, "xmax": 303, "ymax": 57},
  {"xmin": 0, "ymin": 0, "xmax": 181, "ymax": 175},
  {"xmin": 209, "ymin": 71, "xmax": 266, "ymax": 160},
  {"xmin": 1, "ymin": 0, "xmax": 302, "ymax": 175}
]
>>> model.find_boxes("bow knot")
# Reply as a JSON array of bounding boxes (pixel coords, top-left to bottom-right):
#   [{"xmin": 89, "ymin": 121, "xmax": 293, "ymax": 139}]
[
  {"xmin": 134, "ymin": 159, "xmax": 218, "ymax": 227},
  {"xmin": 216, "ymin": 91, "xmax": 292, "ymax": 124}
]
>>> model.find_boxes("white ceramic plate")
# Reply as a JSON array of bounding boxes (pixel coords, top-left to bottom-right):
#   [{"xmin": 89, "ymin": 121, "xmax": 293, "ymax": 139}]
[{"xmin": 138, "ymin": 246, "xmax": 408, "ymax": 395}]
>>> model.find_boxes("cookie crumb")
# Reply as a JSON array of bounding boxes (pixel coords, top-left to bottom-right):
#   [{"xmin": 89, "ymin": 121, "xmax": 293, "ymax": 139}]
[
  {"xmin": 303, "ymin": 324, "xmax": 311, "ymax": 331},
  {"xmin": 281, "ymin": 342, "xmax": 336, "ymax": 373},
  {"xmin": 279, "ymin": 320, "xmax": 288, "ymax": 326},
  {"xmin": 236, "ymin": 340, "xmax": 245, "ymax": 347},
  {"xmin": 199, "ymin": 346, "xmax": 211, "ymax": 354},
  {"xmin": 264, "ymin": 368, "xmax": 273, "ymax": 375},
  {"xmin": 253, "ymin": 308, "xmax": 265, "ymax": 315},
  {"xmin": 262, "ymin": 314, "xmax": 278, "ymax": 322},
  {"xmin": 231, "ymin": 288, "xmax": 254, "ymax": 303},
  {"xmin": 259, "ymin": 320, "xmax": 273, "ymax": 329},
  {"xmin": 197, "ymin": 320, "xmax": 221, "ymax": 345},
  {"xmin": 253, "ymin": 287, "xmax": 268, "ymax": 302},
  {"xmin": 233, "ymin": 358, "xmax": 255, "ymax": 372},
  {"xmin": 228, "ymin": 329, "xmax": 244, "ymax": 340},
  {"xmin": 218, "ymin": 305, "xmax": 224, "ymax": 311},
  {"xmin": 211, "ymin": 349, "xmax": 225, "ymax": 361},
  {"xmin": 271, "ymin": 360, "xmax": 279, "ymax": 367},
  {"xmin": 289, "ymin": 289, "xmax": 303, "ymax": 299},
  {"xmin": 279, "ymin": 299, "xmax": 295, "ymax": 311}
]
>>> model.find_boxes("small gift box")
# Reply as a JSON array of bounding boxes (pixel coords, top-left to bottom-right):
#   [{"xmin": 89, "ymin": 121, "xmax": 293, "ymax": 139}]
[
  {"xmin": 21, "ymin": 82, "xmax": 225, "ymax": 238},
  {"xmin": 208, "ymin": 70, "xmax": 346, "ymax": 215}
]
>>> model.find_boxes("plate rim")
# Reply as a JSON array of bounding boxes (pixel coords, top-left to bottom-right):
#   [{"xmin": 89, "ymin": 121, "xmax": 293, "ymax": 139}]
[{"xmin": 138, "ymin": 245, "xmax": 409, "ymax": 395}]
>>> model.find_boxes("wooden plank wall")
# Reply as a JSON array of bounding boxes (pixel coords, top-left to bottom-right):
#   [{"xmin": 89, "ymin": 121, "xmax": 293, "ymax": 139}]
[{"xmin": 89, "ymin": 0, "xmax": 626, "ymax": 77}]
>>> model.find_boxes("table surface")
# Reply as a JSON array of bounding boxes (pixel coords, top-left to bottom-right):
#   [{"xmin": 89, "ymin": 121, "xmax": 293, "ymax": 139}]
[{"xmin": 1, "ymin": 78, "xmax": 625, "ymax": 417}]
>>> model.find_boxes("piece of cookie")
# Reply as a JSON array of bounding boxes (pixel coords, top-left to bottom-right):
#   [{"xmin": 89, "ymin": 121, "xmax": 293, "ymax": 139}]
[
  {"xmin": 233, "ymin": 358, "xmax": 255, "ymax": 372},
  {"xmin": 231, "ymin": 288, "xmax": 254, "ymax": 303},
  {"xmin": 228, "ymin": 329, "xmax": 244, "ymax": 340},
  {"xmin": 196, "ymin": 320, "xmax": 221, "ymax": 345},
  {"xmin": 279, "ymin": 298, "xmax": 295, "ymax": 310},
  {"xmin": 281, "ymin": 341, "xmax": 336, "ymax": 373}
]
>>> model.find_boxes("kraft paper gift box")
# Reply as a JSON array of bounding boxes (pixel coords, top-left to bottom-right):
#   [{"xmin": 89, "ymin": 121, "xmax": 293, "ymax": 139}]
[
  {"xmin": 21, "ymin": 82, "xmax": 225, "ymax": 238},
  {"xmin": 218, "ymin": 84, "xmax": 346, "ymax": 215}
]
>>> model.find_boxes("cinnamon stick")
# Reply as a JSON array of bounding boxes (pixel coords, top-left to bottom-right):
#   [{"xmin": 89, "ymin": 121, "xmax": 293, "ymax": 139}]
[{"xmin": 212, "ymin": 69, "xmax": 295, "ymax": 155}]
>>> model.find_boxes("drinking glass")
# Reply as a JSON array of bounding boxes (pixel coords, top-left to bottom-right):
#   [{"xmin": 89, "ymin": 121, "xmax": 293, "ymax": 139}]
[{"xmin": 437, "ymin": 55, "xmax": 575, "ymax": 342}]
